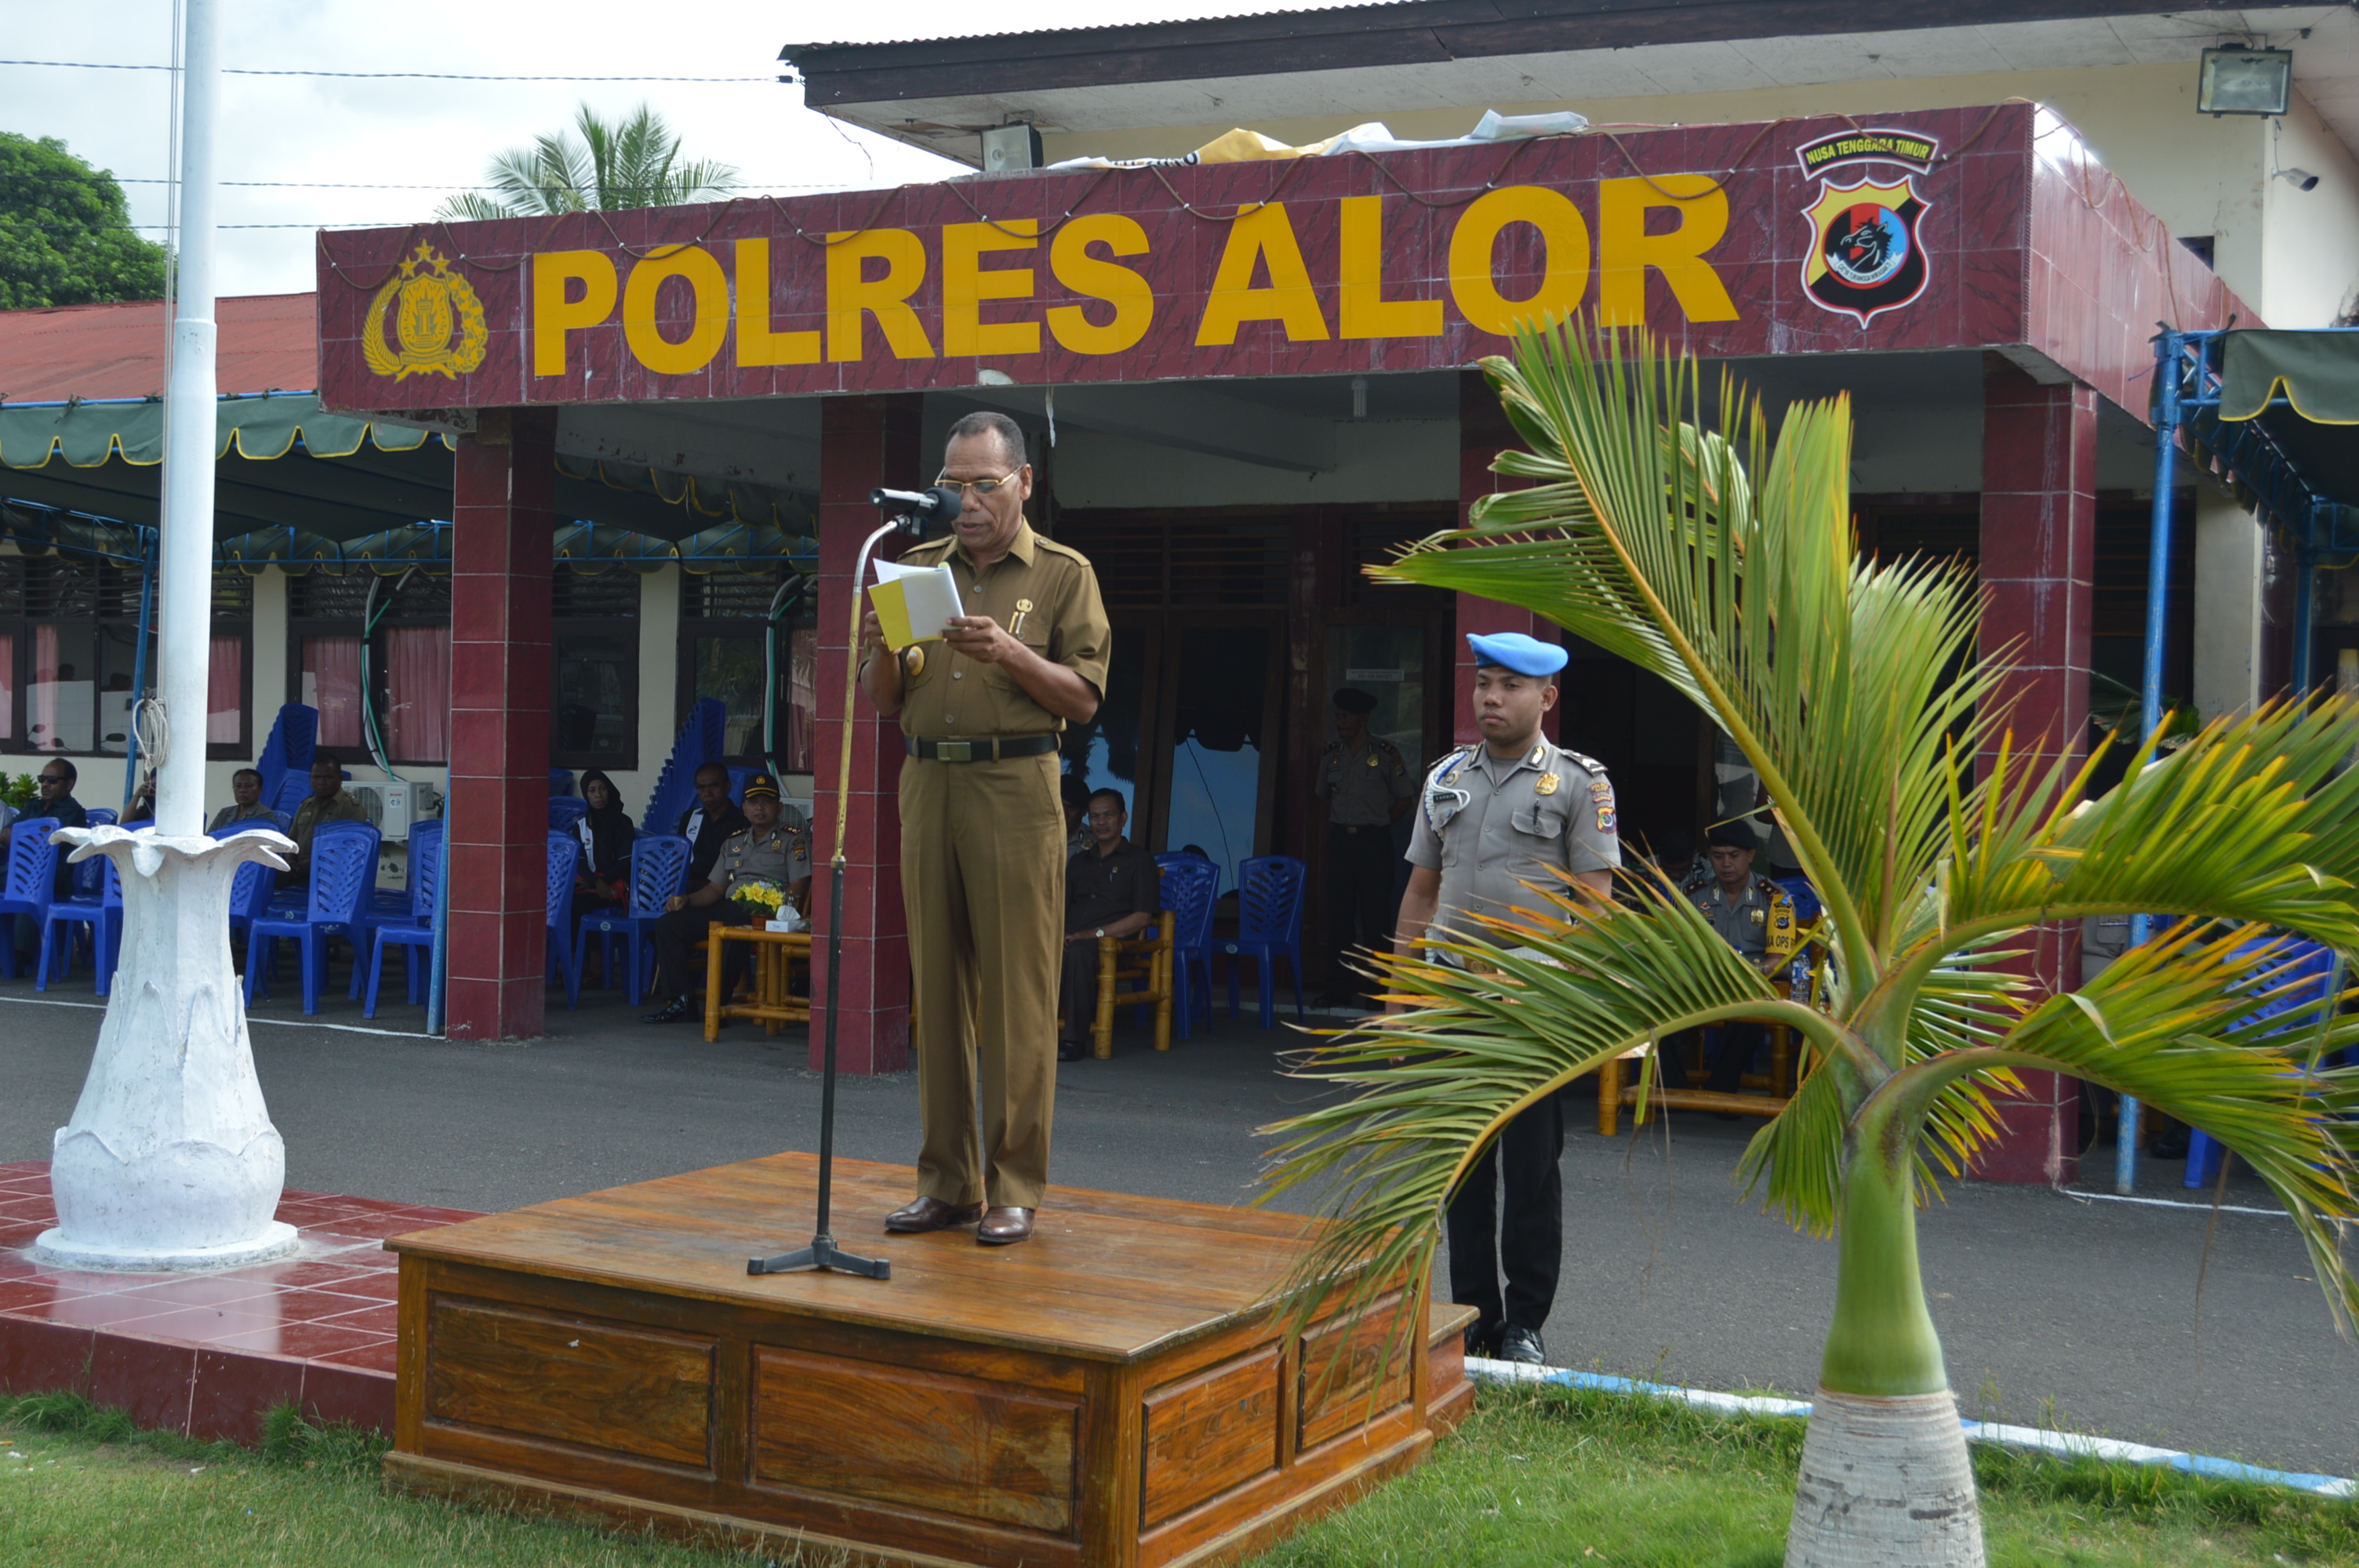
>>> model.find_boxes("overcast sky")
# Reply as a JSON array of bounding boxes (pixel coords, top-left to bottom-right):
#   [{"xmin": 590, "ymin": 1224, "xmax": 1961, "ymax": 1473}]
[{"xmin": 2, "ymin": 1, "xmax": 1356, "ymax": 297}]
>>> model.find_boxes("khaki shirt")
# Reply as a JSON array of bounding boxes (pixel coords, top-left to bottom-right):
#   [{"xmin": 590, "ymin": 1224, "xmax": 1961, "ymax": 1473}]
[
  {"xmin": 1406, "ymin": 740, "xmax": 1620, "ymax": 940},
  {"xmin": 1681, "ymin": 867, "xmax": 1796, "ymax": 971},
  {"xmin": 712, "ymin": 822, "xmax": 809, "ymax": 896},
  {"xmin": 891, "ymin": 521, "xmax": 1110, "ymax": 741},
  {"xmin": 1316, "ymin": 737, "xmax": 1415, "ymax": 826},
  {"xmin": 289, "ymin": 789, "xmax": 369, "ymax": 862}
]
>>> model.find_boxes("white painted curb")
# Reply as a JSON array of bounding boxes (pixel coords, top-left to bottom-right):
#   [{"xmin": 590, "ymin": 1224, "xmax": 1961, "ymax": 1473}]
[{"xmin": 1467, "ymin": 1359, "xmax": 2356, "ymax": 1500}]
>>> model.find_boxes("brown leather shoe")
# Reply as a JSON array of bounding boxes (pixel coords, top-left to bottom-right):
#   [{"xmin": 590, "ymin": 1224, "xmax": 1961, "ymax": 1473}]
[
  {"xmin": 976, "ymin": 1207, "xmax": 1035, "ymax": 1246},
  {"xmin": 884, "ymin": 1196, "xmax": 983, "ymax": 1234}
]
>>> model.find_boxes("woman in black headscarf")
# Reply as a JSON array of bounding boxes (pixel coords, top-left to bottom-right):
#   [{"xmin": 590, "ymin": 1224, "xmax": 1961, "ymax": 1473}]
[{"xmin": 572, "ymin": 770, "xmax": 635, "ymax": 916}]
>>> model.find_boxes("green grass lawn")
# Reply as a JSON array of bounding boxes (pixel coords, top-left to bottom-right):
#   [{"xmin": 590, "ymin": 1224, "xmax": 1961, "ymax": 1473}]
[{"xmin": 3, "ymin": 1385, "xmax": 2354, "ymax": 1566}]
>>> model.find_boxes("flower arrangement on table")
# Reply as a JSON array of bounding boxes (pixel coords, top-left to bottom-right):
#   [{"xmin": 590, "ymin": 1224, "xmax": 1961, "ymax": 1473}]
[{"xmin": 729, "ymin": 880, "xmax": 787, "ymax": 912}]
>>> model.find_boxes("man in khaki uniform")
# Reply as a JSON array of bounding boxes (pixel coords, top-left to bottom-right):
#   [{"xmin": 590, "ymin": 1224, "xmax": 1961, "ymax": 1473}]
[{"xmin": 859, "ymin": 410, "xmax": 1110, "ymax": 1247}]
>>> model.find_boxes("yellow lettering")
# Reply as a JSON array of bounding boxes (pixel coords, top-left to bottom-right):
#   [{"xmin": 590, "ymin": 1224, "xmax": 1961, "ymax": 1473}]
[
  {"xmin": 732, "ymin": 238, "xmax": 820, "ymax": 368},
  {"xmin": 942, "ymin": 220, "xmax": 1039, "ymax": 357},
  {"xmin": 1447, "ymin": 186, "xmax": 1589, "ymax": 337},
  {"xmin": 1046, "ymin": 213, "xmax": 1153, "ymax": 355},
  {"xmin": 621, "ymin": 245, "xmax": 730, "ymax": 376},
  {"xmin": 1339, "ymin": 195, "xmax": 1442, "ymax": 339},
  {"xmin": 530, "ymin": 250, "xmax": 617, "ymax": 378},
  {"xmin": 1194, "ymin": 202, "xmax": 1329, "ymax": 347},
  {"xmin": 826, "ymin": 229, "xmax": 934, "ymax": 361},
  {"xmin": 1598, "ymin": 175, "xmax": 1738, "ymax": 325}
]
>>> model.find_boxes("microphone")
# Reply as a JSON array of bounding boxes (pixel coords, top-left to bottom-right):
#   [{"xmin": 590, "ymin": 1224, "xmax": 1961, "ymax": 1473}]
[{"xmin": 869, "ymin": 486, "xmax": 965, "ymax": 534}]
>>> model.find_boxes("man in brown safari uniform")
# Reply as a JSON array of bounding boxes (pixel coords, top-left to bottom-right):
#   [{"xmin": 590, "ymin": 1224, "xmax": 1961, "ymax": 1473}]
[{"xmin": 860, "ymin": 410, "xmax": 1110, "ymax": 1247}]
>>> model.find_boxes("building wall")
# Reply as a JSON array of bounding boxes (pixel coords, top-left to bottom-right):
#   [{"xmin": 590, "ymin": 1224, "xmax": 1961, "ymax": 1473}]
[
  {"xmin": 2262, "ymin": 93, "xmax": 2359, "ymax": 328},
  {"xmin": 1039, "ymin": 60, "xmax": 2359, "ymax": 330}
]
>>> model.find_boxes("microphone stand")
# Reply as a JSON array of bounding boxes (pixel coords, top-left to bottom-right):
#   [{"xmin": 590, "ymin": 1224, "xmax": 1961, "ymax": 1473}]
[{"xmin": 749, "ymin": 504, "xmax": 925, "ymax": 1281}]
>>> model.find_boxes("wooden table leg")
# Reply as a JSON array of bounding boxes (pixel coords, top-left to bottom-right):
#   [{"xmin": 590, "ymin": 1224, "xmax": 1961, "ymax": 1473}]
[
  {"xmin": 1599, "ymin": 1055, "xmax": 1621, "ymax": 1137},
  {"xmin": 1155, "ymin": 932, "xmax": 1173, "ymax": 1052},
  {"xmin": 1095, "ymin": 935, "xmax": 1118, "ymax": 1060},
  {"xmin": 703, "ymin": 924, "xmax": 724, "ymax": 1041}
]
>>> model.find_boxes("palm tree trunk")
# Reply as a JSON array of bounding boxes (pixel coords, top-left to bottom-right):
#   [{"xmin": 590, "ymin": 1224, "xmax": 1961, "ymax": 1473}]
[{"xmin": 1786, "ymin": 1130, "xmax": 1984, "ymax": 1566}]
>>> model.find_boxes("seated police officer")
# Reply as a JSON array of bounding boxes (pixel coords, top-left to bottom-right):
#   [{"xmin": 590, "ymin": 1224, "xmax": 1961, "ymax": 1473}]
[
  {"xmin": 643, "ymin": 773, "xmax": 810, "ymax": 1024},
  {"xmin": 1671, "ymin": 822, "xmax": 1796, "ymax": 1095},
  {"xmin": 1057, "ymin": 789, "xmax": 1161, "ymax": 1062}
]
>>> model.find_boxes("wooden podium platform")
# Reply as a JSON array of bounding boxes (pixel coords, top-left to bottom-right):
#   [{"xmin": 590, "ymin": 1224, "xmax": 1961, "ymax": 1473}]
[{"xmin": 382, "ymin": 1154, "xmax": 1473, "ymax": 1568}]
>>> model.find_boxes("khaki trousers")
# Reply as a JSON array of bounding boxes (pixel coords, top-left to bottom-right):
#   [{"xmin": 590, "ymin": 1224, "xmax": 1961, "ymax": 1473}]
[{"xmin": 899, "ymin": 749, "xmax": 1063, "ymax": 1208}]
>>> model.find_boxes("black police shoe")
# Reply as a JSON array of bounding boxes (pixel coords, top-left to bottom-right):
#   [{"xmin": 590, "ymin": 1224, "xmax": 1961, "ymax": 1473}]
[
  {"xmin": 642, "ymin": 997, "xmax": 693, "ymax": 1025},
  {"xmin": 1495, "ymin": 1325, "xmax": 1548, "ymax": 1366},
  {"xmin": 1057, "ymin": 1039, "xmax": 1089, "ymax": 1062},
  {"xmin": 1464, "ymin": 1322, "xmax": 1498, "ymax": 1358}
]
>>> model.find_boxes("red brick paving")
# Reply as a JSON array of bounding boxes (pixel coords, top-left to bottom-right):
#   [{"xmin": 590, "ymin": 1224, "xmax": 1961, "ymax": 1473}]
[{"xmin": 0, "ymin": 1160, "xmax": 476, "ymax": 1442}]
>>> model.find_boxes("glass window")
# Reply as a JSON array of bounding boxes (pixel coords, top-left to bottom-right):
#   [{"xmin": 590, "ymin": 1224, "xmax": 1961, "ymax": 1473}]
[
  {"xmin": 690, "ymin": 635, "xmax": 766, "ymax": 760},
  {"xmin": 208, "ymin": 635, "xmax": 243, "ymax": 745},
  {"xmin": 678, "ymin": 567, "xmax": 810, "ymax": 769},
  {"xmin": 784, "ymin": 627, "xmax": 816, "ymax": 774},
  {"xmin": 0, "ymin": 632, "xmax": 14, "ymax": 742},
  {"xmin": 302, "ymin": 636, "xmax": 364, "ymax": 749},
  {"xmin": 383, "ymin": 625, "xmax": 450, "ymax": 764},
  {"xmin": 29, "ymin": 624, "xmax": 92, "ymax": 754},
  {"xmin": 554, "ymin": 631, "xmax": 635, "ymax": 764}
]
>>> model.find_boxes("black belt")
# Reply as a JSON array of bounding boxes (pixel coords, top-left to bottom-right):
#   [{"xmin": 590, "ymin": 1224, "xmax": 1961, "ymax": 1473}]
[{"xmin": 906, "ymin": 735, "xmax": 1060, "ymax": 763}]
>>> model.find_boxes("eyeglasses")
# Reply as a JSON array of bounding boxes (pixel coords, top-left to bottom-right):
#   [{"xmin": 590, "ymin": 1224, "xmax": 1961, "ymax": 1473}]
[
  {"xmin": 932, "ymin": 469, "xmax": 1023, "ymax": 500},
  {"xmin": 37, "ymin": 775, "xmax": 65, "ymax": 787}
]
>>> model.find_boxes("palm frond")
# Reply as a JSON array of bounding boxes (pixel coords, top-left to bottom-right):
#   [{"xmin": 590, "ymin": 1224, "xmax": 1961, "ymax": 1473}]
[{"xmin": 431, "ymin": 191, "xmax": 518, "ymax": 223}]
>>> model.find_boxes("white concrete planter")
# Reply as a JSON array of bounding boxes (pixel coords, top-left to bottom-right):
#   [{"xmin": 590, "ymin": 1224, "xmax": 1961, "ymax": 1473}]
[{"xmin": 33, "ymin": 826, "xmax": 302, "ymax": 1272}]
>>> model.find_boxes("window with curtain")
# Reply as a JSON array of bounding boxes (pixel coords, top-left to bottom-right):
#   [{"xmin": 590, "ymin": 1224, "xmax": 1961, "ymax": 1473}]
[
  {"xmin": 786, "ymin": 626, "xmax": 816, "ymax": 774},
  {"xmin": 551, "ymin": 567, "xmax": 640, "ymax": 770},
  {"xmin": 29, "ymin": 623, "xmax": 93, "ymax": 753},
  {"xmin": 0, "ymin": 632, "xmax": 14, "ymax": 742},
  {"xmin": 383, "ymin": 625, "xmax": 451, "ymax": 764},
  {"xmin": 302, "ymin": 637, "xmax": 364, "ymax": 749},
  {"xmin": 678, "ymin": 568, "xmax": 810, "ymax": 768},
  {"xmin": 208, "ymin": 636, "xmax": 243, "ymax": 745}
]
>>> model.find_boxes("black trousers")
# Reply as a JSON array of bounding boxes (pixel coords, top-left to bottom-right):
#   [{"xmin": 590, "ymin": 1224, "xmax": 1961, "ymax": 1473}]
[
  {"xmin": 1445, "ymin": 1091, "xmax": 1564, "ymax": 1339},
  {"xmin": 1325, "ymin": 823, "xmax": 1401, "ymax": 996},
  {"xmin": 650, "ymin": 902, "xmax": 756, "ymax": 1000},
  {"xmin": 1659, "ymin": 1022, "xmax": 1768, "ymax": 1093},
  {"xmin": 1059, "ymin": 940, "xmax": 1099, "ymax": 1047}
]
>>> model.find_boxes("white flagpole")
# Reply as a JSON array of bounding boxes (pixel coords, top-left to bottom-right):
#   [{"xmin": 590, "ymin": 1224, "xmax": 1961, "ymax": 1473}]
[{"xmin": 154, "ymin": 0, "xmax": 219, "ymax": 835}]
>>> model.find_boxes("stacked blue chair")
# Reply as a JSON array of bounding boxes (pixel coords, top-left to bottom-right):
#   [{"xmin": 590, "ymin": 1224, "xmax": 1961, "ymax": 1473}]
[
  {"xmin": 641, "ymin": 697, "xmax": 729, "ymax": 848},
  {"xmin": 244, "ymin": 823, "xmax": 380, "ymax": 1015},
  {"xmin": 362, "ymin": 827, "xmax": 444, "ymax": 1018},
  {"xmin": 2183, "ymin": 939, "xmax": 2339, "ymax": 1188},
  {"xmin": 253, "ymin": 702, "xmax": 318, "ymax": 811},
  {"xmin": 214, "ymin": 823, "xmax": 280, "ymax": 954},
  {"xmin": 0, "ymin": 824, "xmax": 62, "ymax": 981},
  {"xmin": 574, "ymin": 833, "xmax": 692, "ymax": 1006},
  {"xmin": 546, "ymin": 832, "xmax": 583, "ymax": 1010},
  {"xmin": 38, "ymin": 852, "xmax": 122, "ymax": 995},
  {"xmin": 1152, "ymin": 853, "xmax": 1220, "ymax": 1040},
  {"xmin": 70, "ymin": 809, "xmax": 118, "ymax": 898},
  {"xmin": 1222, "ymin": 855, "xmax": 1309, "ymax": 1029},
  {"xmin": 548, "ymin": 797, "xmax": 588, "ymax": 832}
]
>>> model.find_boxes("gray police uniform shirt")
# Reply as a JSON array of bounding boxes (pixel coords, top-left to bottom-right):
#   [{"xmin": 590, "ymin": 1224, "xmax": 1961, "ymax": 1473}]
[
  {"xmin": 1316, "ymin": 737, "xmax": 1415, "ymax": 827},
  {"xmin": 1681, "ymin": 867, "xmax": 1782, "ymax": 967},
  {"xmin": 1406, "ymin": 740, "xmax": 1620, "ymax": 940},
  {"xmin": 712, "ymin": 822, "xmax": 811, "ymax": 897}
]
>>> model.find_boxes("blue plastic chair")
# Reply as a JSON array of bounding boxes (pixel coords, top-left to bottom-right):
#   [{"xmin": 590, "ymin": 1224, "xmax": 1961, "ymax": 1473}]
[
  {"xmin": 548, "ymin": 797, "xmax": 588, "ymax": 832},
  {"xmin": 362, "ymin": 827, "xmax": 444, "ymax": 1018},
  {"xmin": 545, "ymin": 832, "xmax": 583, "ymax": 1009},
  {"xmin": 2183, "ymin": 940, "xmax": 2340, "ymax": 1188},
  {"xmin": 1220, "ymin": 855, "xmax": 1308, "ymax": 1029},
  {"xmin": 66, "ymin": 811, "xmax": 115, "ymax": 898},
  {"xmin": 574, "ymin": 833, "xmax": 692, "ymax": 1005},
  {"xmin": 1153, "ymin": 853, "xmax": 1220, "ymax": 1040},
  {"xmin": 0, "ymin": 822, "xmax": 62, "ymax": 981},
  {"xmin": 214, "ymin": 823, "xmax": 282, "ymax": 954},
  {"xmin": 38, "ymin": 851, "xmax": 122, "ymax": 994},
  {"xmin": 245, "ymin": 823, "xmax": 380, "ymax": 1014}
]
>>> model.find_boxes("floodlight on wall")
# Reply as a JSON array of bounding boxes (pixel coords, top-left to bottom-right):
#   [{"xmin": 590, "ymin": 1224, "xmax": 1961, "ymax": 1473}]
[
  {"xmin": 2274, "ymin": 166, "xmax": 2322, "ymax": 191},
  {"xmin": 980, "ymin": 122, "xmax": 1043, "ymax": 172},
  {"xmin": 2197, "ymin": 46, "xmax": 2293, "ymax": 116}
]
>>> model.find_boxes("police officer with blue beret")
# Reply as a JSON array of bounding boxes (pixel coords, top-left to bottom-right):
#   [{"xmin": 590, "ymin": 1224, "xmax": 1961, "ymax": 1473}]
[{"xmin": 1395, "ymin": 631, "xmax": 1619, "ymax": 1365}]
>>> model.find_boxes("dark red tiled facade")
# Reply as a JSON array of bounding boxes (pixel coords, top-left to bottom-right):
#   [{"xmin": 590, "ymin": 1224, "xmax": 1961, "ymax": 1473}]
[
  {"xmin": 808, "ymin": 395, "xmax": 920, "ymax": 1074},
  {"xmin": 446, "ymin": 412, "xmax": 558, "ymax": 1040},
  {"xmin": 1973, "ymin": 358, "xmax": 2099, "ymax": 1184},
  {"xmin": 0, "ymin": 1162, "xmax": 475, "ymax": 1442}
]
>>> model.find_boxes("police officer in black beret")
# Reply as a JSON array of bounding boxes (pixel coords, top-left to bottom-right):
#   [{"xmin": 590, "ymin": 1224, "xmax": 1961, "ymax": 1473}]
[{"xmin": 1316, "ymin": 686, "xmax": 1414, "ymax": 1006}]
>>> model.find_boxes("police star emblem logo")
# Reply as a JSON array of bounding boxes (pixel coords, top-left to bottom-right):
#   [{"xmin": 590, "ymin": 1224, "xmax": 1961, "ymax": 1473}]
[
  {"xmin": 362, "ymin": 242, "xmax": 489, "ymax": 381},
  {"xmin": 1794, "ymin": 128, "xmax": 1941, "ymax": 328}
]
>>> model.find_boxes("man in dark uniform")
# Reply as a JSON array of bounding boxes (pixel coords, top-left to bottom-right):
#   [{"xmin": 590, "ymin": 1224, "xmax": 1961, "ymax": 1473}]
[
  {"xmin": 1316, "ymin": 686, "xmax": 1414, "ymax": 1005},
  {"xmin": 675, "ymin": 762, "xmax": 749, "ymax": 894},
  {"xmin": 1672, "ymin": 823, "xmax": 1798, "ymax": 1093},
  {"xmin": 860, "ymin": 409, "xmax": 1110, "ymax": 1247},
  {"xmin": 1395, "ymin": 632, "xmax": 1617, "ymax": 1366},
  {"xmin": 1057, "ymin": 789, "xmax": 1163, "ymax": 1062},
  {"xmin": 642, "ymin": 774, "xmax": 806, "ymax": 1022},
  {"xmin": 4, "ymin": 758, "xmax": 89, "ymax": 960}
]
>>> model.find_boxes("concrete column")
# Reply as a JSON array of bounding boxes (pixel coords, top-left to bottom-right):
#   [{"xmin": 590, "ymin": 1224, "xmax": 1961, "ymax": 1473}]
[
  {"xmin": 2191, "ymin": 486, "xmax": 2264, "ymax": 724},
  {"xmin": 1455, "ymin": 370, "xmax": 1561, "ymax": 746},
  {"xmin": 445, "ymin": 408, "xmax": 555, "ymax": 1041},
  {"xmin": 1976, "ymin": 359, "xmax": 2099, "ymax": 1184},
  {"xmin": 809, "ymin": 395, "xmax": 921, "ymax": 1075}
]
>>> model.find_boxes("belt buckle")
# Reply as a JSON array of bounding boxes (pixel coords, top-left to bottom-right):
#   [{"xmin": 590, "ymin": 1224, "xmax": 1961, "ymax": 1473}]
[{"xmin": 936, "ymin": 740, "xmax": 974, "ymax": 763}]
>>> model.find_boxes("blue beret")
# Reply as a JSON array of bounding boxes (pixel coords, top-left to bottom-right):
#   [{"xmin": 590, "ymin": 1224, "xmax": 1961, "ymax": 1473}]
[{"xmin": 1467, "ymin": 632, "xmax": 1568, "ymax": 677}]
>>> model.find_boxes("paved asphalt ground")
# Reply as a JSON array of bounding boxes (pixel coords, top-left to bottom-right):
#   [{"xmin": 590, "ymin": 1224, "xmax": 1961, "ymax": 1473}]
[{"xmin": 5, "ymin": 978, "xmax": 2357, "ymax": 1476}]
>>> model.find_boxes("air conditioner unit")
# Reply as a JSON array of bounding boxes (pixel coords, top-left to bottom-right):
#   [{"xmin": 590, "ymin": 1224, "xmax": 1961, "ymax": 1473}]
[{"xmin": 346, "ymin": 781, "xmax": 417, "ymax": 841}]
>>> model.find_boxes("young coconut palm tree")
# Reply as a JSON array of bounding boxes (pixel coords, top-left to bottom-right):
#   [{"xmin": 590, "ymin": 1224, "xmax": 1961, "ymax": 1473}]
[
  {"xmin": 1263, "ymin": 325, "xmax": 2359, "ymax": 1566},
  {"xmin": 434, "ymin": 103, "xmax": 736, "ymax": 220}
]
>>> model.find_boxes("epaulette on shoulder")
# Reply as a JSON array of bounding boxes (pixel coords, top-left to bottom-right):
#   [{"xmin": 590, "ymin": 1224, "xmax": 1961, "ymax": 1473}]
[
  {"xmin": 1560, "ymin": 747, "xmax": 1608, "ymax": 775},
  {"xmin": 1426, "ymin": 744, "xmax": 1475, "ymax": 782},
  {"xmin": 1373, "ymin": 737, "xmax": 1403, "ymax": 754},
  {"xmin": 1035, "ymin": 536, "xmax": 1092, "ymax": 566},
  {"xmin": 901, "ymin": 536, "xmax": 956, "ymax": 562}
]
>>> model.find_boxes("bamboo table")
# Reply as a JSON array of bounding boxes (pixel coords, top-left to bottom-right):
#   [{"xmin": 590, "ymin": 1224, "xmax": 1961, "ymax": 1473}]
[{"xmin": 703, "ymin": 924, "xmax": 812, "ymax": 1040}]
